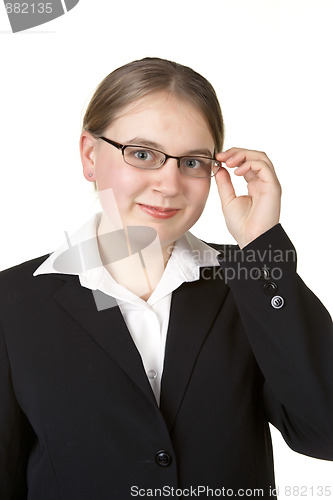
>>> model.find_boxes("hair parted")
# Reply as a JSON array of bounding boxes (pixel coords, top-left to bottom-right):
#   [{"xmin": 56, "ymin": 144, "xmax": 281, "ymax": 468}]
[{"xmin": 82, "ymin": 57, "xmax": 224, "ymax": 152}]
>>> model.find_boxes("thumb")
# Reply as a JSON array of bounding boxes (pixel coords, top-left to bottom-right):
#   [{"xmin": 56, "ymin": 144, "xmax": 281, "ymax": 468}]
[{"xmin": 215, "ymin": 167, "xmax": 236, "ymax": 210}]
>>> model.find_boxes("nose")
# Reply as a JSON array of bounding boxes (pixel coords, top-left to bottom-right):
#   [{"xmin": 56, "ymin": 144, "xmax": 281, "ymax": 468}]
[{"xmin": 151, "ymin": 157, "xmax": 183, "ymax": 197}]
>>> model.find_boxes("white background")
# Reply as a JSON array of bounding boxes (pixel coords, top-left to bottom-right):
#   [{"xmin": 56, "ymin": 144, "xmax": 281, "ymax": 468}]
[{"xmin": 0, "ymin": 0, "xmax": 332, "ymax": 497}]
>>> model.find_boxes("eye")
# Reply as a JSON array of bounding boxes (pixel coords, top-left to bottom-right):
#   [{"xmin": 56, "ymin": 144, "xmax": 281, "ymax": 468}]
[
  {"xmin": 183, "ymin": 158, "xmax": 205, "ymax": 169},
  {"xmin": 132, "ymin": 149, "xmax": 156, "ymax": 162}
]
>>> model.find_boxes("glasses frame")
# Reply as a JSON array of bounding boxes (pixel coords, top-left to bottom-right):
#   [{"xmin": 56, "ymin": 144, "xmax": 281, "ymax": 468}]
[{"xmin": 99, "ymin": 136, "xmax": 221, "ymax": 178}]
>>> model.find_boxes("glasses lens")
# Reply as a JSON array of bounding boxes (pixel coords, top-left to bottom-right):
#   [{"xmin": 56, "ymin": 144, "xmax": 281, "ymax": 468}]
[
  {"xmin": 124, "ymin": 146, "xmax": 164, "ymax": 169},
  {"xmin": 180, "ymin": 157, "xmax": 220, "ymax": 178}
]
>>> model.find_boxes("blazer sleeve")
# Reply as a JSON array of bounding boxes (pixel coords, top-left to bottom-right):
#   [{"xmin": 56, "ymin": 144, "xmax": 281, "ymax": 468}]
[
  {"xmin": 0, "ymin": 319, "xmax": 33, "ymax": 499},
  {"xmin": 217, "ymin": 223, "xmax": 333, "ymax": 460}
]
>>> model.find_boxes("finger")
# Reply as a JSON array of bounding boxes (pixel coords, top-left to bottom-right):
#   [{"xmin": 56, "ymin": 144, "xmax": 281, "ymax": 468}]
[
  {"xmin": 216, "ymin": 148, "xmax": 245, "ymax": 163},
  {"xmin": 234, "ymin": 162, "xmax": 282, "ymax": 198},
  {"xmin": 215, "ymin": 167, "xmax": 237, "ymax": 209},
  {"xmin": 233, "ymin": 160, "xmax": 278, "ymax": 184},
  {"xmin": 217, "ymin": 149, "xmax": 274, "ymax": 170}
]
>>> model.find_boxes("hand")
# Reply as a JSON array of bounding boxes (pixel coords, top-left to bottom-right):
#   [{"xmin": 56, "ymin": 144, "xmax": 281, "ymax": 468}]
[{"xmin": 215, "ymin": 148, "xmax": 281, "ymax": 249}]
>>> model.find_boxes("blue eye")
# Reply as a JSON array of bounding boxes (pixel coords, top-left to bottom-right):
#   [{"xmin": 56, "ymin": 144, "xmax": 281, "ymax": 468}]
[
  {"xmin": 133, "ymin": 149, "xmax": 155, "ymax": 161},
  {"xmin": 183, "ymin": 158, "xmax": 204, "ymax": 169},
  {"xmin": 124, "ymin": 146, "xmax": 162, "ymax": 169}
]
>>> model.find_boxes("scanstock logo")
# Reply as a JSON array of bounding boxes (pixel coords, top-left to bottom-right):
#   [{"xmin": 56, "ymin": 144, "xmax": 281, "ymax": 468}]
[{"xmin": 4, "ymin": 0, "xmax": 79, "ymax": 33}]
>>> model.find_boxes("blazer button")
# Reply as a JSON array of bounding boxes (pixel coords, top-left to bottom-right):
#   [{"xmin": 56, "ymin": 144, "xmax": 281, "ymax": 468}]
[
  {"xmin": 263, "ymin": 282, "xmax": 278, "ymax": 295},
  {"xmin": 253, "ymin": 267, "xmax": 270, "ymax": 280},
  {"xmin": 155, "ymin": 450, "xmax": 172, "ymax": 467},
  {"xmin": 271, "ymin": 295, "xmax": 285, "ymax": 309}
]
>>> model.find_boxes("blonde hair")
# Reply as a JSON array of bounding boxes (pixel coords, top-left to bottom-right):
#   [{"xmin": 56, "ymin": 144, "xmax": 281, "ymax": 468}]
[{"xmin": 82, "ymin": 57, "xmax": 224, "ymax": 152}]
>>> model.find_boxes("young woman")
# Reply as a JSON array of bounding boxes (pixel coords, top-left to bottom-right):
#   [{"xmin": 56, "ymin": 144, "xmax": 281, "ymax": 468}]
[{"xmin": 0, "ymin": 57, "xmax": 332, "ymax": 499}]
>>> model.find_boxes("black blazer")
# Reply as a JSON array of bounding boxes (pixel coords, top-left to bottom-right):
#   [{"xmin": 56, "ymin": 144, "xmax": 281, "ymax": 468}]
[{"xmin": 0, "ymin": 224, "xmax": 332, "ymax": 500}]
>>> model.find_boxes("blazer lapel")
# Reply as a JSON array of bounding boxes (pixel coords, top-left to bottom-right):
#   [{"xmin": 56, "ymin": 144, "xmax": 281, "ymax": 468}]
[
  {"xmin": 160, "ymin": 267, "xmax": 229, "ymax": 431},
  {"xmin": 52, "ymin": 276, "xmax": 157, "ymax": 406}
]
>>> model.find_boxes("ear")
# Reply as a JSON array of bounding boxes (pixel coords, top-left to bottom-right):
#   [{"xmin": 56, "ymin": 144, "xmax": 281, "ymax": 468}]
[{"xmin": 80, "ymin": 131, "xmax": 98, "ymax": 182}]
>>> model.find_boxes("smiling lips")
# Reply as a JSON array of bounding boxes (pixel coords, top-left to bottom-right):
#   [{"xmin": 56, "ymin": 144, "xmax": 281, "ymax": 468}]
[{"xmin": 138, "ymin": 203, "xmax": 180, "ymax": 219}]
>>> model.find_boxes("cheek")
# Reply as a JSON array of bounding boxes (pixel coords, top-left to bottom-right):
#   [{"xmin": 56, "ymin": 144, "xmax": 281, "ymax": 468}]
[
  {"xmin": 96, "ymin": 155, "xmax": 135, "ymax": 192},
  {"xmin": 187, "ymin": 181, "xmax": 210, "ymax": 214},
  {"xmin": 97, "ymin": 168, "xmax": 144, "ymax": 226},
  {"xmin": 96, "ymin": 158, "xmax": 148, "ymax": 211}
]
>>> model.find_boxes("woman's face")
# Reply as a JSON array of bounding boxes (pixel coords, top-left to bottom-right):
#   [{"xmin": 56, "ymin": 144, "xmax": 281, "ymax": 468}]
[{"xmin": 82, "ymin": 92, "xmax": 215, "ymax": 250}]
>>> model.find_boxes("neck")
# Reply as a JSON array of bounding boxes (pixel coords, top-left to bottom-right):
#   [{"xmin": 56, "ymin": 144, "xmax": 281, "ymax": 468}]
[{"xmin": 97, "ymin": 213, "xmax": 173, "ymax": 300}]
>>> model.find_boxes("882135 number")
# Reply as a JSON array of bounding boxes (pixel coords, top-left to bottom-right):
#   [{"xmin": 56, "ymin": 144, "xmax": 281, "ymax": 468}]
[{"xmin": 5, "ymin": 3, "xmax": 53, "ymax": 14}]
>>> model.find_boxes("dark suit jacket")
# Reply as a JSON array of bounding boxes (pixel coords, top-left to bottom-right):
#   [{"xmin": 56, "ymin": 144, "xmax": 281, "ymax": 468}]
[{"xmin": 0, "ymin": 224, "xmax": 332, "ymax": 500}]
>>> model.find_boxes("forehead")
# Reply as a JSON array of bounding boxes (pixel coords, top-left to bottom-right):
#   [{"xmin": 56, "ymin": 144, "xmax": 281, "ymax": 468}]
[{"xmin": 105, "ymin": 92, "xmax": 214, "ymax": 150}]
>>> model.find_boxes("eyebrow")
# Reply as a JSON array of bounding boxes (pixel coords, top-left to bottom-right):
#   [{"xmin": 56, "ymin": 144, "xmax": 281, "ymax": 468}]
[{"xmin": 127, "ymin": 137, "xmax": 214, "ymax": 158}]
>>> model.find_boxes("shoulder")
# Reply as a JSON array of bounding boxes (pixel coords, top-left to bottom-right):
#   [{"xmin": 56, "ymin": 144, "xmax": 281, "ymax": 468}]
[
  {"xmin": 0, "ymin": 255, "xmax": 55, "ymax": 294},
  {"xmin": 0, "ymin": 255, "xmax": 74, "ymax": 311},
  {"xmin": 0, "ymin": 255, "xmax": 50, "ymax": 282}
]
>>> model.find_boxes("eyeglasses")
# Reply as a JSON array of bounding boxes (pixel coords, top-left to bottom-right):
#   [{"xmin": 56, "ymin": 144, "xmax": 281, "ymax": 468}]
[{"xmin": 99, "ymin": 137, "xmax": 221, "ymax": 178}]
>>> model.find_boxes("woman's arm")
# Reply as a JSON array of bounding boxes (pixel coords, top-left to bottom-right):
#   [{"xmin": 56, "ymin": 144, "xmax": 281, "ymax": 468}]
[
  {"xmin": 215, "ymin": 150, "xmax": 332, "ymax": 457},
  {"xmin": 218, "ymin": 223, "xmax": 333, "ymax": 459}
]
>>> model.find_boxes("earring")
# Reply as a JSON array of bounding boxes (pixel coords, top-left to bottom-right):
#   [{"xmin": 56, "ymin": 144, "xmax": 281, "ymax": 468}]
[{"xmin": 88, "ymin": 173, "xmax": 93, "ymax": 177}]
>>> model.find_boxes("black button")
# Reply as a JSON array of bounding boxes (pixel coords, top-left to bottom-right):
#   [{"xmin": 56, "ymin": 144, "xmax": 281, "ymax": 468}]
[
  {"xmin": 263, "ymin": 282, "xmax": 278, "ymax": 295},
  {"xmin": 271, "ymin": 295, "xmax": 285, "ymax": 309},
  {"xmin": 260, "ymin": 267, "xmax": 270, "ymax": 280},
  {"xmin": 253, "ymin": 267, "xmax": 270, "ymax": 280},
  {"xmin": 155, "ymin": 450, "xmax": 172, "ymax": 467}
]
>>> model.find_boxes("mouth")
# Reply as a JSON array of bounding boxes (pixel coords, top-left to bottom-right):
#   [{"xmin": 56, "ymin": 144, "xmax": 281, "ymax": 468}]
[{"xmin": 137, "ymin": 203, "xmax": 181, "ymax": 219}]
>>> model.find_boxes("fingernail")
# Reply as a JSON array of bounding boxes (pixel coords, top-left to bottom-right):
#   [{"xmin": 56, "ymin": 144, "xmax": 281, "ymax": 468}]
[{"xmin": 226, "ymin": 156, "xmax": 234, "ymax": 164}]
